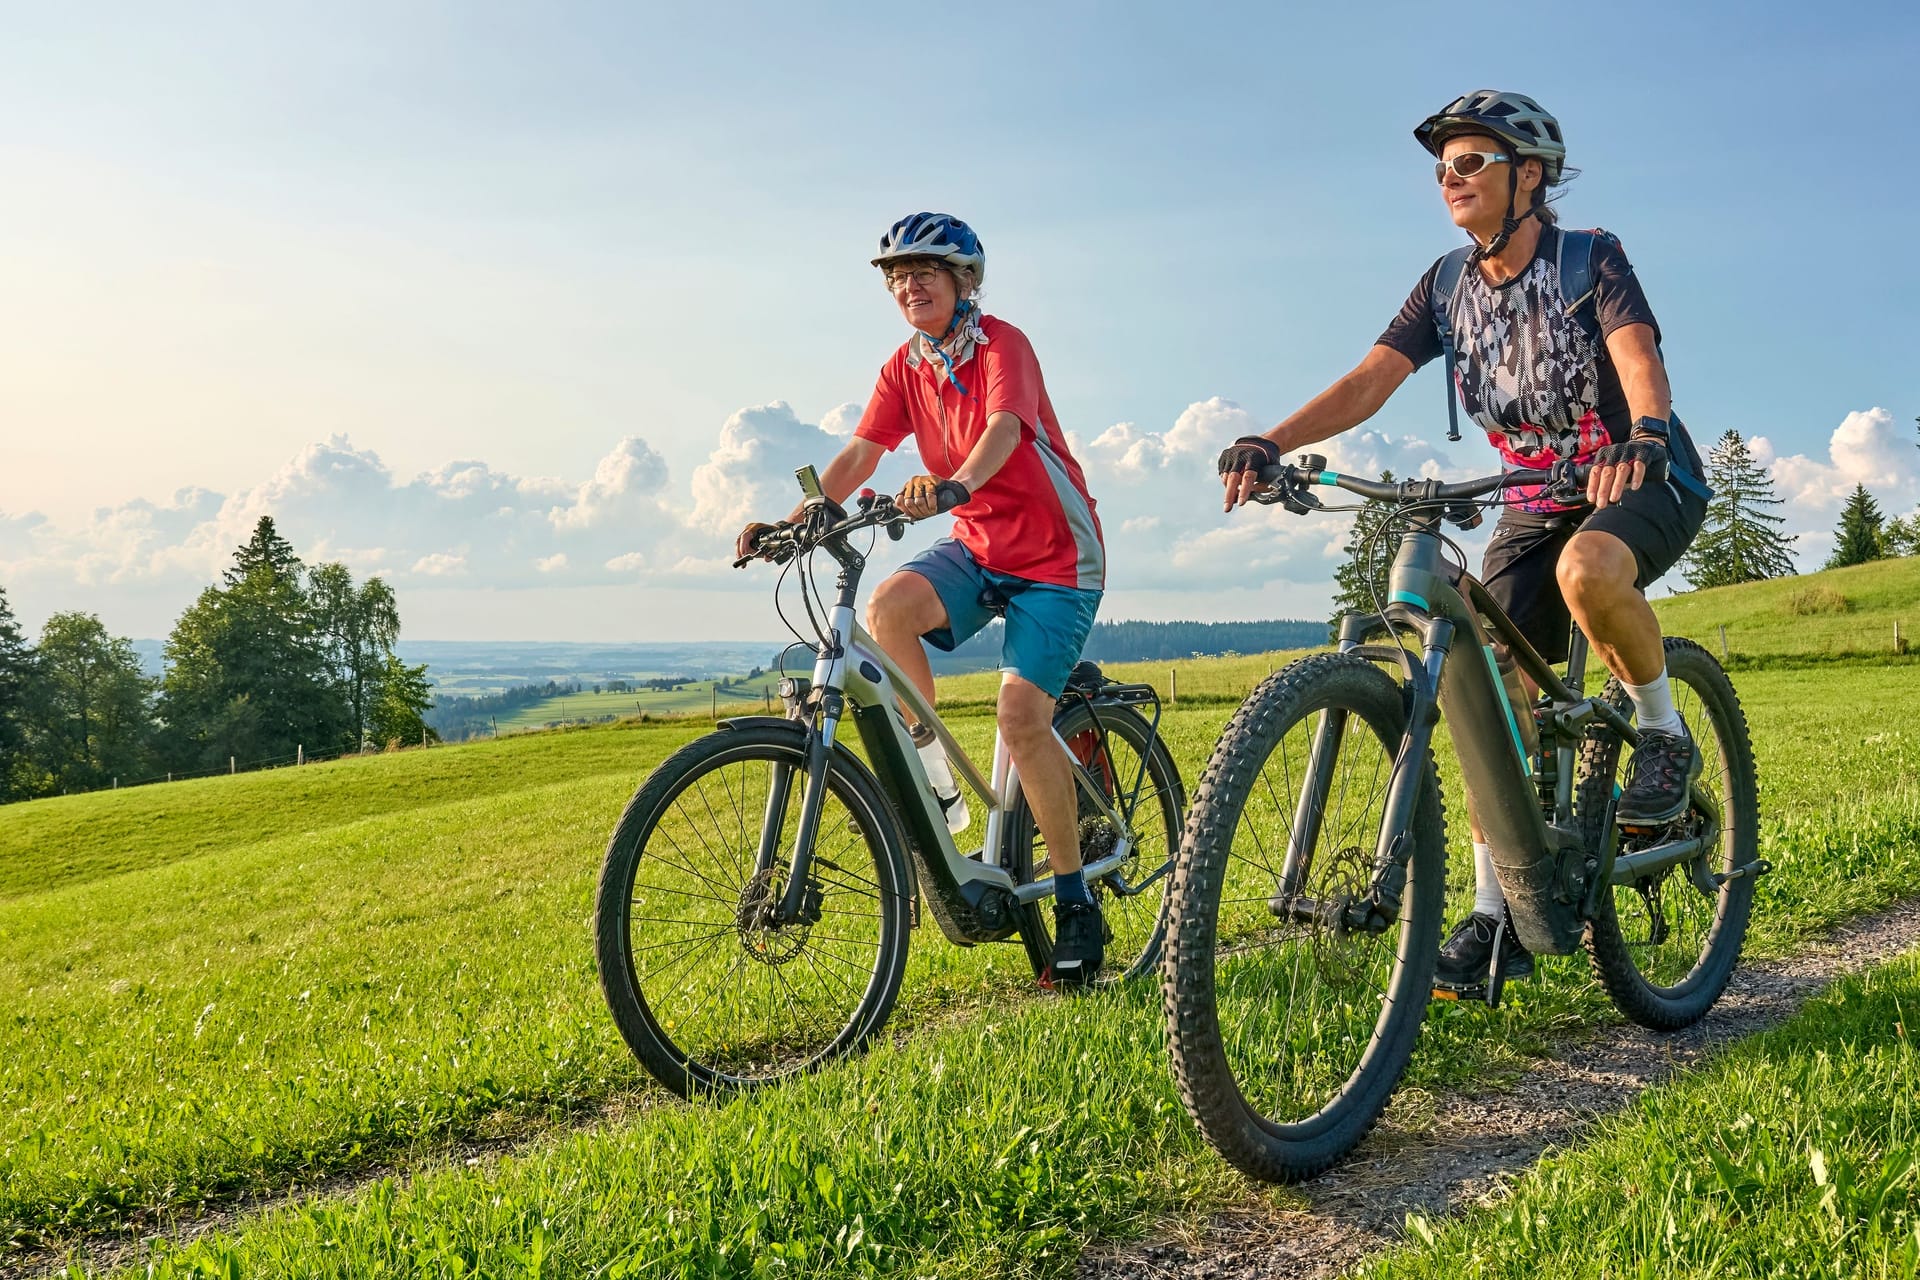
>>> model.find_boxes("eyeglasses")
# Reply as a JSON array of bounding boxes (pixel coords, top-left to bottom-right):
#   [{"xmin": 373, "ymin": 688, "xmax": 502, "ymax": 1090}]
[
  {"xmin": 1434, "ymin": 151, "xmax": 1510, "ymax": 183},
  {"xmin": 883, "ymin": 266, "xmax": 948, "ymax": 293}
]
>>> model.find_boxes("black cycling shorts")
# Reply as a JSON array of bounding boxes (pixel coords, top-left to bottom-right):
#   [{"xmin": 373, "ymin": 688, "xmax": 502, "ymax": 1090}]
[{"xmin": 1475, "ymin": 475, "xmax": 1707, "ymax": 664}]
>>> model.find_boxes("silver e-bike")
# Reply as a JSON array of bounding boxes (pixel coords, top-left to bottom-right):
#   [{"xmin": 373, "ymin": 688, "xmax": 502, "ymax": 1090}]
[{"xmin": 595, "ymin": 466, "xmax": 1185, "ymax": 1096}]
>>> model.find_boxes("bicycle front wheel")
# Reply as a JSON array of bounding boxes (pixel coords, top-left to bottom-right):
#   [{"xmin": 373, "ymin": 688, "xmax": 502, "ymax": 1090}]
[
  {"xmin": 1578, "ymin": 637, "xmax": 1759, "ymax": 1030},
  {"xmin": 594, "ymin": 723, "xmax": 912, "ymax": 1096},
  {"xmin": 1006, "ymin": 700, "xmax": 1186, "ymax": 983},
  {"xmin": 1163, "ymin": 653, "xmax": 1445, "ymax": 1182}
]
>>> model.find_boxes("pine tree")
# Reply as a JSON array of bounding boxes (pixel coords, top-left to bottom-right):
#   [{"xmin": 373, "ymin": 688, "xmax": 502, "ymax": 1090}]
[
  {"xmin": 1681, "ymin": 430, "xmax": 1797, "ymax": 589},
  {"xmin": 1825, "ymin": 484, "xmax": 1885, "ymax": 570},
  {"xmin": 158, "ymin": 518, "xmax": 348, "ymax": 770},
  {"xmin": 1328, "ymin": 471, "xmax": 1398, "ymax": 639}
]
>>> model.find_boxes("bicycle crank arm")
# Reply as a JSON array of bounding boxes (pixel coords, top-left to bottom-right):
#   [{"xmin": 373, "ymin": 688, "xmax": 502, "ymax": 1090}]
[
  {"xmin": 1103, "ymin": 857, "xmax": 1172, "ymax": 899},
  {"xmin": 1009, "ymin": 837, "xmax": 1135, "ymax": 904},
  {"xmin": 1710, "ymin": 858, "xmax": 1773, "ymax": 889}
]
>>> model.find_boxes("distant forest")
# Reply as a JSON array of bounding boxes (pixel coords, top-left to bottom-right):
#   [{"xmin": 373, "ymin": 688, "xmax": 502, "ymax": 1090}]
[
  {"xmin": 928, "ymin": 618, "xmax": 1324, "ymax": 672},
  {"xmin": 426, "ymin": 680, "xmax": 582, "ymax": 740}
]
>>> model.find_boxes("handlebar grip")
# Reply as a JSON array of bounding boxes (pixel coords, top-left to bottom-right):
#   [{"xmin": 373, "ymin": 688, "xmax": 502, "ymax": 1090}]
[{"xmin": 933, "ymin": 480, "xmax": 971, "ymax": 514}]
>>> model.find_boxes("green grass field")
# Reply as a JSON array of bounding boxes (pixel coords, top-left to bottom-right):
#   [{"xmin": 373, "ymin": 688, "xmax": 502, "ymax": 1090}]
[
  {"xmin": 4, "ymin": 569, "xmax": 1920, "ymax": 1276},
  {"xmin": 1653, "ymin": 555, "xmax": 1920, "ymax": 663},
  {"xmin": 1360, "ymin": 950, "xmax": 1920, "ymax": 1279},
  {"xmin": 489, "ymin": 673, "xmax": 788, "ymax": 731}
]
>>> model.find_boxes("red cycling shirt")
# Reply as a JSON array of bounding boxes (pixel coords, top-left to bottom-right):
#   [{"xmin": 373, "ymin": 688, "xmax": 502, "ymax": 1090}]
[{"xmin": 854, "ymin": 315, "xmax": 1105, "ymax": 591}]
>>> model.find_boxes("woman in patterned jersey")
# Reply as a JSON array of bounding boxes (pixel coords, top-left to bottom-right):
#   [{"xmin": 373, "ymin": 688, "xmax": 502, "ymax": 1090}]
[{"xmin": 1217, "ymin": 91, "xmax": 1709, "ymax": 997}]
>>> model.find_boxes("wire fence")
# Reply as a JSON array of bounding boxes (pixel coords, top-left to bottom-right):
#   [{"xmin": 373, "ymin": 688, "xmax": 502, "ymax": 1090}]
[{"xmin": 37, "ymin": 729, "xmax": 441, "ymax": 801}]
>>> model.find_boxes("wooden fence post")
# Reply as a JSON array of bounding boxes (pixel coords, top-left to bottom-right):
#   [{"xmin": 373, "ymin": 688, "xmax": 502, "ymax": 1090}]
[
  {"xmin": 1170, "ymin": 667, "xmax": 1178, "ymax": 706},
  {"xmin": 1717, "ymin": 625, "xmax": 1728, "ymax": 661},
  {"xmin": 297, "ymin": 744, "xmax": 304, "ymax": 766},
  {"xmin": 229, "ymin": 756, "xmax": 235, "ymax": 775}
]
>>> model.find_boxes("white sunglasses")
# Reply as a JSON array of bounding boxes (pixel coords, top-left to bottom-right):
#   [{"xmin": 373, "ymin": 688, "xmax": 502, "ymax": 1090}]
[{"xmin": 1434, "ymin": 151, "xmax": 1511, "ymax": 182}]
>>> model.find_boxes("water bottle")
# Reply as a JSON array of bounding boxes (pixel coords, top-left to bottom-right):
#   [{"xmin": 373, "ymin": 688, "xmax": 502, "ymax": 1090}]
[{"xmin": 915, "ymin": 734, "xmax": 971, "ymax": 835}]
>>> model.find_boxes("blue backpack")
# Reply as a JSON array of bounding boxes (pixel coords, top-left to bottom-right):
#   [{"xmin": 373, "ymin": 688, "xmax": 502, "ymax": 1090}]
[{"xmin": 1429, "ymin": 227, "xmax": 1710, "ymax": 499}]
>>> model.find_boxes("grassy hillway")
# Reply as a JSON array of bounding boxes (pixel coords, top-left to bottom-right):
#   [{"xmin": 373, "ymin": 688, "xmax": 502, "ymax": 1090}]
[
  {"xmin": 1654, "ymin": 555, "xmax": 1920, "ymax": 664},
  {"xmin": 1, "ymin": 563, "xmax": 1918, "ymax": 1275}
]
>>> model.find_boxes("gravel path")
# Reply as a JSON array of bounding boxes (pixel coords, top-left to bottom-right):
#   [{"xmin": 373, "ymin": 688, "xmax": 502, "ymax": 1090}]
[{"xmin": 1078, "ymin": 896, "xmax": 1920, "ymax": 1280}]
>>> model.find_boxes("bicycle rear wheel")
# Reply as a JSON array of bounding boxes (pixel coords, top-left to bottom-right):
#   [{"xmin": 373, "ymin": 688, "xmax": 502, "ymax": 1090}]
[
  {"xmin": 1163, "ymin": 653, "xmax": 1445, "ymax": 1182},
  {"xmin": 594, "ymin": 723, "xmax": 912, "ymax": 1096},
  {"xmin": 1006, "ymin": 700, "xmax": 1185, "ymax": 983},
  {"xmin": 1579, "ymin": 637, "xmax": 1759, "ymax": 1030}
]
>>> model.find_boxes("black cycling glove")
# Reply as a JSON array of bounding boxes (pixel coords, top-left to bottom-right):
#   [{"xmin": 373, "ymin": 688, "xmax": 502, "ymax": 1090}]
[
  {"xmin": 1591, "ymin": 437, "xmax": 1670, "ymax": 481},
  {"xmin": 1217, "ymin": 435, "xmax": 1282, "ymax": 476}
]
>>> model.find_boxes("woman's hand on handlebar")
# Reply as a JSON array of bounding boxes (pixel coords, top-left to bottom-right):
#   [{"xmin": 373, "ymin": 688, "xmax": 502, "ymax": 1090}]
[
  {"xmin": 1218, "ymin": 436, "xmax": 1283, "ymax": 512},
  {"xmin": 896, "ymin": 475, "xmax": 970, "ymax": 519},
  {"xmin": 735, "ymin": 521, "xmax": 784, "ymax": 563},
  {"xmin": 1584, "ymin": 438, "xmax": 1668, "ymax": 510}
]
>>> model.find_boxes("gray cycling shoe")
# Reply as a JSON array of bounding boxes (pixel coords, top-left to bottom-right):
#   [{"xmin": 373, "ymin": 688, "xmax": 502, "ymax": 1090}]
[
  {"xmin": 1432, "ymin": 908, "xmax": 1533, "ymax": 996},
  {"xmin": 1617, "ymin": 725, "xmax": 1702, "ymax": 826}
]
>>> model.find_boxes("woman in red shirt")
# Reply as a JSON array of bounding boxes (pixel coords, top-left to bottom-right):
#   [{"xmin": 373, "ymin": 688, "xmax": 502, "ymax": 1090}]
[{"xmin": 736, "ymin": 213, "xmax": 1109, "ymax": 985}]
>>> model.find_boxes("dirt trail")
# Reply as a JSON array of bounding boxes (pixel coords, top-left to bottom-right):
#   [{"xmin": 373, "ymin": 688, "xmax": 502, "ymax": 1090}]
[{"xmin": 1078, "ymin": 897, "xmax": 1920, "ymax": 1280}]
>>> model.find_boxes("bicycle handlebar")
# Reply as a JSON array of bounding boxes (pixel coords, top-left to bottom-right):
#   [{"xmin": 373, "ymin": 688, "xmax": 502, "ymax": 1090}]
[
  {"xmin": 731, "ymin": 488, "xmax": 920, "ymax": 569},
  {"xmin": 1251, "ymin": 449, "xmax": 1668, "ymax": 515}
]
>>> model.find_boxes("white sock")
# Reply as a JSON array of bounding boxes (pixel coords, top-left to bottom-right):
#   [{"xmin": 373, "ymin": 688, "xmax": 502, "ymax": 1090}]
[
  {"xmin": 1623, "ymin": 670, "xmax": 1685, "ymax": 736},
  {"xmin": 1472, "ymin": 841, "xmax": 1504, "ymax": 918}
]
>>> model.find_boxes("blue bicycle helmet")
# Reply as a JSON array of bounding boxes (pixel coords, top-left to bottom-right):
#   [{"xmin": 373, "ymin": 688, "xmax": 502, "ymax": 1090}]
[{"xmin": 871, "ymin": 212, "xmax": 986, "ymax": 288}]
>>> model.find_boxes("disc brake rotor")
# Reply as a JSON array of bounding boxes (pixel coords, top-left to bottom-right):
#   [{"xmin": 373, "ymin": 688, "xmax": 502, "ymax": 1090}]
[{"xmin": 736, "ymin": 868, "xmax": 810, "ymax": 965}]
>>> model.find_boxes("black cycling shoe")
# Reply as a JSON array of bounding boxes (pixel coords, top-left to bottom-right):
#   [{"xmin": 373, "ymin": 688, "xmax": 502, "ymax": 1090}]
[
  {"xmin": 1049, "ymin": 900, "xmax": 1108, "ymax": 988},
  {"xmin": 1616, "ymin": 725, "xmax": 1702, "ymax": 826},
  {"xmin": 1432, "ymin": 908, "xmax": 1533, "ymax": 996}
]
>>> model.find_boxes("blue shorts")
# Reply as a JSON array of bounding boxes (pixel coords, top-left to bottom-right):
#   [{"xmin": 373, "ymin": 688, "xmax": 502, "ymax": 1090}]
[{"xmin": 898, "ymin": 539, "xmax": 1102, "ymax": 699}]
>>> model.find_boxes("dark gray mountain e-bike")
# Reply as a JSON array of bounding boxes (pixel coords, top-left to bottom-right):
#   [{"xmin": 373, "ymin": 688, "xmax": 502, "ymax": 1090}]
[{"xmin": 1162, "ymin": 455, "xmax": 1766, "ymax": 1182}]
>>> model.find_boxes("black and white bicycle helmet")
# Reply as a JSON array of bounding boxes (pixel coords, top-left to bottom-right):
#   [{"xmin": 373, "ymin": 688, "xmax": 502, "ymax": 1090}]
[
  {"xmin": 871, "ymin": 212, "xmax": 986, "ymax": 288},
  {"xmin": 1415, "ymin": 90, "xmax": 1566, "ymax": 184}
]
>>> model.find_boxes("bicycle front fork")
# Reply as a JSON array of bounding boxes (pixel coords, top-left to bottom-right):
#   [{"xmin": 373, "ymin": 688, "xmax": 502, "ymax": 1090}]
[{"xmin": 1274, "ymin": 623, "xmax": 1454, "ymax": 933}]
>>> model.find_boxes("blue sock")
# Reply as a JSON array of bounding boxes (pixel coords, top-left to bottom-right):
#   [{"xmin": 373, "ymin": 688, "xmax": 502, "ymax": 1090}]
[{"xmin": 1055, "ymin": 869, "xmax": 1091, "ymax": 906}]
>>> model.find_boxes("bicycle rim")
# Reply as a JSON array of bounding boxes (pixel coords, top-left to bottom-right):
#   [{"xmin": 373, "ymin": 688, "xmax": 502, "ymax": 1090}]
[
  {"xmin": 597, "ymin": 732, "xmax": 907, "ymax": 1093},
  {"xmin": 1580, "ymin": 639, "xmax": 1758, "ymax": 1026}
]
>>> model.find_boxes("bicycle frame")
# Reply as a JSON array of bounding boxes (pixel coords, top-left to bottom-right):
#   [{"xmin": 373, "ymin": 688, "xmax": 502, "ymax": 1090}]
[
  {"xmin": 1323, "ymin": 507, "xmax": 1721, "ymax": 956},
  {"xmin": 740, "ymin": 473, "xmax": 1152, "ymax": 948}
]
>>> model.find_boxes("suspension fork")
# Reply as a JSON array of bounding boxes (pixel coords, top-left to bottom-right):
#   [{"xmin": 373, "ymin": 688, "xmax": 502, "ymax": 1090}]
[
  {"xmin": 1363, "ymin": 619, "xmax": 1454, "ymax": 919},
  {"xmin": 1279, "ymin": 619, "xmax": 1453, "ymax": 920},
  {"xmin": 770, "ymin": 595, "xmax": 857, "ymax": 923}
]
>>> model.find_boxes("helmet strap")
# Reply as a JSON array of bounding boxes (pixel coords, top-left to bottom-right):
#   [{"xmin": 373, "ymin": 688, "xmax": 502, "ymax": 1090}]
[{"xmin": 1469, "ymin": 164, "xmax": 1538, "ymax": 267}]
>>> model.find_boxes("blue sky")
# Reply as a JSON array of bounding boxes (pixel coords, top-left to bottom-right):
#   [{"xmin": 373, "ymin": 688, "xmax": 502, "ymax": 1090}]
[{"xmin": 2, "ymin": 1, "xmax": 1915, "ymax": 641}]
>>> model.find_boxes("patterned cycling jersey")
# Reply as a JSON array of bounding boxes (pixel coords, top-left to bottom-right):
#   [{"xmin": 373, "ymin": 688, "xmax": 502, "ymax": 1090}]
[{"xmin": 1376, "ymin": 225, "xmax": 1671, "ymax": 512}]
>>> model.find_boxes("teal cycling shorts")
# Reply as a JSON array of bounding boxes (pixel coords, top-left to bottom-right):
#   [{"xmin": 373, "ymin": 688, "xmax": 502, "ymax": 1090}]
[{"xmin": 899, "ymin": 539, "xmax": 1102, "ymax": 699}]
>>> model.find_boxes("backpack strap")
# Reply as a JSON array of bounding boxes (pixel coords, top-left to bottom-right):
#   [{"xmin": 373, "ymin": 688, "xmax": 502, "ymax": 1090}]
[
  {"xmin": 1560, "ymin": 228, "xmax": 1711, "ymax": 500},
  {"xmin": 1429, "ymin": 245, "xmax": 1474, "ymax": 442}
]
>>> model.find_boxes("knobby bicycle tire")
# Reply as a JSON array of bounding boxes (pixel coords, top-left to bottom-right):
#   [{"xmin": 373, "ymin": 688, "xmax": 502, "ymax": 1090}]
[
  {"xmin": 1577, "ymin": 637, "xmax": 1759, "ymax": 1030},
  {"xmin": 594, "ymin": 722, "xmax": 913, "ymax": 1096},
  {"xmin": 1163, "ymin": 652, "xmax": 1445, "ymax": 1182}
]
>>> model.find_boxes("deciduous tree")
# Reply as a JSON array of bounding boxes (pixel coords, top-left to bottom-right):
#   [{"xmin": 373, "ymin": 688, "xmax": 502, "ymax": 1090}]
[
  {"xmin": 27, "ymin": 612, "xmax": 155, "ymax": 792},
  {"xmin": 0, "ymin": 586, "xmax": 35, "ymax": 801}
]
